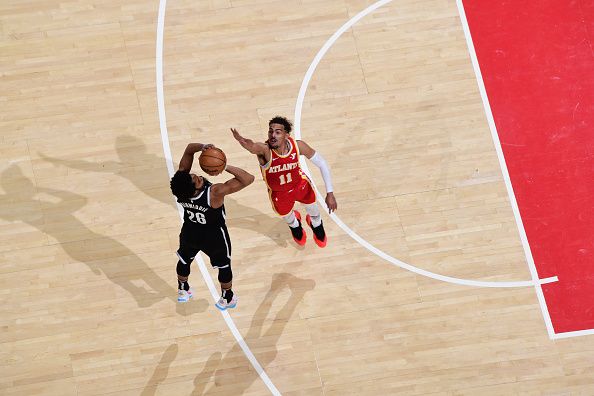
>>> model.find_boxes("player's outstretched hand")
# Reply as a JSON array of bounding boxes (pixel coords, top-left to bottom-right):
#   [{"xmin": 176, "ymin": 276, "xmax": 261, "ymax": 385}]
[
  {"xmin": 230, "ymin": 128, "xmax": 257, "ymax": 152},
  {"xmin": 230, "ymin": 128, "xmax": 243, "ymax": 142}
]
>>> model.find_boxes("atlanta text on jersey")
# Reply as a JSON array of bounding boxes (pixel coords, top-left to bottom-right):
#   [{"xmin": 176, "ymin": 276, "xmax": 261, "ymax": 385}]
[{"xmin": 268, "ymin": 162, "xmax": 298, "ymax": 174}]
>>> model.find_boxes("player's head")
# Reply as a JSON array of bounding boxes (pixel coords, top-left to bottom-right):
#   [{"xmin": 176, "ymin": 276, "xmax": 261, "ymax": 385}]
[
  {"xmin": 170, "ymin": 171, "xmax": 207, "ymax": 200},
  {"xmin": 267, "ymin": 116, "xmax": 292, "ymax": 149}
]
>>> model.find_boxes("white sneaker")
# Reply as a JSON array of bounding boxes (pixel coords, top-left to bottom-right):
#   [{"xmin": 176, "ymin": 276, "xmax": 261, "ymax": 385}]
[
  {"xmin": 215, "ymin": 295, "xmax": 237, "ymax": 311},
  {"xmin": 177, "ymin": 289, "xmax": 193, "ymax": 303}
]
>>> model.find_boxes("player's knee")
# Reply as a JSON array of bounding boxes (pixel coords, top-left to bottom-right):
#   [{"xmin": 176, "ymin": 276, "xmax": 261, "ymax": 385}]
[
  {"xmin": 217, "ymin": 265, "xmax": 233, "ymax": 283},
  {"xmin": 304, "ymin": 203, "xmax": 320, "ymax": 216},
  {"xmin": 177, "ymin": 260, "xmax": 191, "ymax": 277}
]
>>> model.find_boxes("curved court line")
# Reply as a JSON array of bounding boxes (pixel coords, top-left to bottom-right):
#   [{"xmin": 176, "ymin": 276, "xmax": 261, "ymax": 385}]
[
  {"xmin": 156, "ymin": 1, "xmax": 281, "ymax": 394},
  {"xmin": 293, "ymin": 0, "xmax": 558, "ymax": 288}
]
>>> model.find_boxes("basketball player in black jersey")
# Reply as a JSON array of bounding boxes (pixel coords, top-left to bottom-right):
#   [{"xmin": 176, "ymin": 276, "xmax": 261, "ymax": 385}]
[{"xmin": 170, "ymin": 143, "xmax": 254, "ymax": 310}]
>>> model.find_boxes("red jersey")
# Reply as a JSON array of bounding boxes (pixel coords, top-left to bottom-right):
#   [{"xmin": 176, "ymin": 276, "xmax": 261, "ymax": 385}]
[{"xmin": 261, "ymin": 137, "xmax": 306, "ymax": 192}]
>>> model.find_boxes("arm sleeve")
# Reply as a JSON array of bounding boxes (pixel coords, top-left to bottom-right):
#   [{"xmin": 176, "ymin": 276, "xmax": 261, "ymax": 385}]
[{"xmin": 309, "ymin": 152, "xmax": 334, "ymax": 193}]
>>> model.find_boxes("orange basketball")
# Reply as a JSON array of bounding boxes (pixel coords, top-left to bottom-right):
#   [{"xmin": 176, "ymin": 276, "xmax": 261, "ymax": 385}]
[{"xmin": 199, "ymin": 147, "xmax": 226, "ymax": 175}]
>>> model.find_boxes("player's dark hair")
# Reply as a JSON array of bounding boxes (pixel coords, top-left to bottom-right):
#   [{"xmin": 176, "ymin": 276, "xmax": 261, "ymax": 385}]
[
  {"xmin": 170, "ymin": 171, "xmax": 195, "ymax": 201},
  {"xmin": 269, "ymin": 116, "xmax": 292, "ymax": 134}
]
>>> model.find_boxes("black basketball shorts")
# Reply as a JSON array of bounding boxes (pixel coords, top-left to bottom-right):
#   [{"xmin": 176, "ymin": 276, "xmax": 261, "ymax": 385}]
[{"xmin": 177, "ymin": 226, "xmax": 232, "ymax": 268}]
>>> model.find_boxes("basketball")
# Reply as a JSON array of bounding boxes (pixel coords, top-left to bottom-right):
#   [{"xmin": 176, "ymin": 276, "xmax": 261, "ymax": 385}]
[{"xmin": 199, "ymin": 147, "xmax": 227, "ymax": 175}]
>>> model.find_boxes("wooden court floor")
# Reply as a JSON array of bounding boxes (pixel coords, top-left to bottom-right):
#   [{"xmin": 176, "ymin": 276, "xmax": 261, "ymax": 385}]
[{"xmin": 2, "ymin": 0, "xmax": 593, "ymax": 394}]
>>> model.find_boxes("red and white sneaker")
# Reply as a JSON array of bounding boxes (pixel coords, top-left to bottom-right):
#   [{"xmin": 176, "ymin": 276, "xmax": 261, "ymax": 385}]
[
  {"xmin": 306, "ymin": 214, "xmax": 327, "ymax": 248},
  {"xmin": 289, "ymin": 211, "xmax": 307, "ymax": 246}
]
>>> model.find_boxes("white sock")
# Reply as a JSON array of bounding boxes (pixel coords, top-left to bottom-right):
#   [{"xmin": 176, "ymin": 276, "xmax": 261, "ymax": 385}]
[
  {"xmin": 283, "ymin": 211, "xmax": 300, "ymax": 228},
  {"xmin": 304, "ymin": 203, "xmax": 322, "ymax": 227}
]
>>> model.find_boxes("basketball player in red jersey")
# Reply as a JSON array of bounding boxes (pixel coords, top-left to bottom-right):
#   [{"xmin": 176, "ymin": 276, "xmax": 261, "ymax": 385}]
[{"xmin": 231, "ymin": 116, "xmax": 337, "ymax": 247}]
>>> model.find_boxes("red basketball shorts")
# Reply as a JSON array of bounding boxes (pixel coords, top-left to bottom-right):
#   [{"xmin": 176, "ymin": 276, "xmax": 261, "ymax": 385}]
[{"xmin": 268, "ymin": 177, "xmax": 316, "ymax": 216}]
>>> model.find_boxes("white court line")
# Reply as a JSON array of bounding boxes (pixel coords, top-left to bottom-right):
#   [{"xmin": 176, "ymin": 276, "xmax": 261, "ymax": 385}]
[
  {"xmin": 156, "ymin": 1, "xmax": 281, "ymax": 394},
  {"xmin": 455, "ymin": 0, "xmax": 558, "ymax": 338},
  {"xmin": 551, "ymin": 328, "xmax": 594, "ymax": 340},
  {"xmin": 293, "ymin": 0, "xmax": 558, "ymax": 290}
]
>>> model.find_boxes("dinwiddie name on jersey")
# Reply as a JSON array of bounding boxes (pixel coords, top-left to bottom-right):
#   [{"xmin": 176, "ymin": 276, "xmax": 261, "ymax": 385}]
[
  {"xmin": 179, "ymin": 202, "xmax": 208, "ymax": 212},
  {"xmin": 268, "ymin": 162, "xmax": 298, "ymax": 174}
]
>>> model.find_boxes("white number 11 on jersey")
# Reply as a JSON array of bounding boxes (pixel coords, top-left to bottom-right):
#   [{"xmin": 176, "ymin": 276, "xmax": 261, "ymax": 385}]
[{"xmin": 279, "ymin": 172, "xmax": 292, "ymax": 185}]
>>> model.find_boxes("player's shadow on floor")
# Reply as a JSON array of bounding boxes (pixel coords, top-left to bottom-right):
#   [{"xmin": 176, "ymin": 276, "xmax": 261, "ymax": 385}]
[
  {"xmin": 0, "ymin": 164, "xmax": 207, "ymax": 315},
  {"xmin": 224, "ymin": 197, "xmax": 292, "ymax": 248},
  {"xmin": 191, "ymin": 272, "xmax": 315, "ymax": 395},
  {"xmin": 40, "ymin": 134, "xmax": 294, "ymax": 247},
  {"xmin": 140, "ymin": 343, "xmax": 179, "ymax": 396}
]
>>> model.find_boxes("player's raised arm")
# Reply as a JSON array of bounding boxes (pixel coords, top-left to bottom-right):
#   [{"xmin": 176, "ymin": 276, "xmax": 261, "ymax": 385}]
[
  {"xmin": 210, "ymin": 165, "xmax": 255, "ymax": 208},
  {"xmin": 297, "ymin": 140, "xmax": 337, "ymax": 213},
  {"xmin": 230, "ymin": 128, "xmax": 268, "ymax": 156},
  {"xmin": 221, "ymin": 165, "xmax": 255, "ymax": 194},
  {"xmin": 178, "ymin": 143, "xmax": 213, "ymax": 171}
]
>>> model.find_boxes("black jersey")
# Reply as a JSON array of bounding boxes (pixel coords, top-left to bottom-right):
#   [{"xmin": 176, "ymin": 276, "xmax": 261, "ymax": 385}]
[{"xmin": 178, "ymin": 182, "xmax": 226, "ymax": 232}]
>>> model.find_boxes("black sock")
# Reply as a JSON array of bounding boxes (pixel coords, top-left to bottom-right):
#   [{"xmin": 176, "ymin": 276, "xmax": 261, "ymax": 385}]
[
  {"xmin": 178, "ymin": 280, "xmax": 190, "ymax": 291},
  {"xmin": 222, "ymin": 288, "xmax": 234, "ymax": 303}
]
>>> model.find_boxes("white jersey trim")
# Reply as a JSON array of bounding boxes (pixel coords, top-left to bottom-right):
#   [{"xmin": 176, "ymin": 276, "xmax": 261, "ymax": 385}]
[
  {"xmin": 191, "ymin": 188, "xmax": 205, "ymax": 201},
  {"xmin": 221, "ymin": 227, "xmax": 231, "ymax": 258}
]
